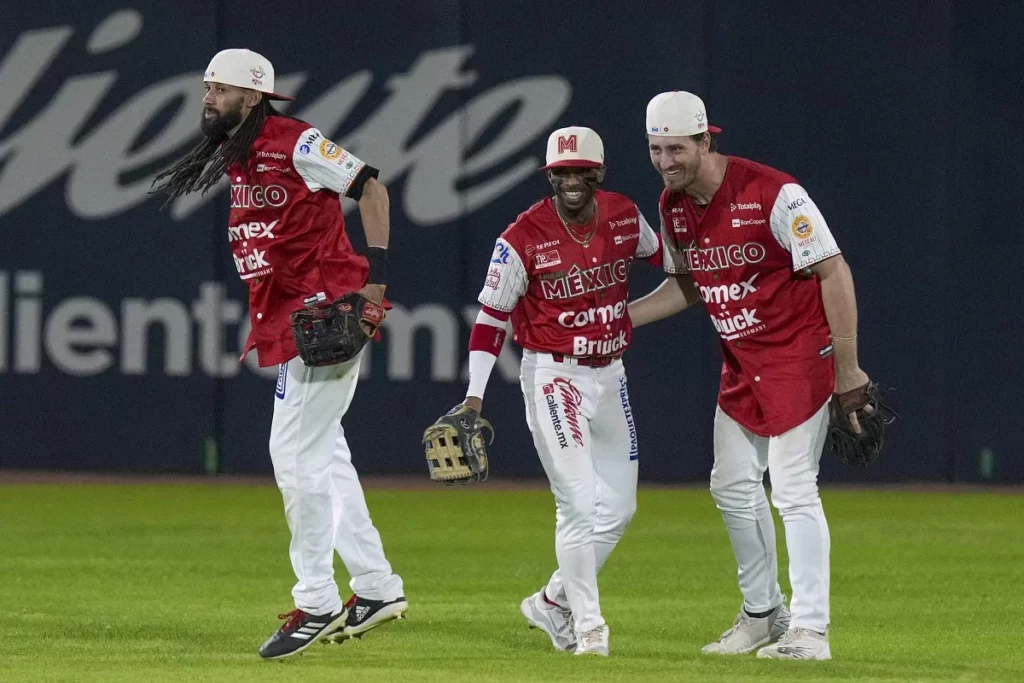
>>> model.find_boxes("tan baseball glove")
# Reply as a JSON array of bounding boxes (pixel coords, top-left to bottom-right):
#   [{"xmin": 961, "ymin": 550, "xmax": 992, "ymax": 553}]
[{"xmin": 422, "ymin": 403, "xmax": 493, "ymax": 485}]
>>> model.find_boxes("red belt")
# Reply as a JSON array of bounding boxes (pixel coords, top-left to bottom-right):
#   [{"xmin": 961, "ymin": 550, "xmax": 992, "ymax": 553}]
[{"xmin": 549, "ymin": 353, "xmax": 621, "ymax": 368}]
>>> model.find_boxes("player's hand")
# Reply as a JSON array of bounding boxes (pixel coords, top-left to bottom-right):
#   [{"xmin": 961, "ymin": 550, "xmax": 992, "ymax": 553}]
[
  {"xmin": 834, "ymin": 367, "xmax": 872, "ymax": 434},
  {"xmin": 355, "ymin": 284, "xmax": 386, "ymax": 335},
  {"xmin": 463, "ymin": 396, "xmax": 483, "ymax": 414},
  {"xmin": 356, "ymin": 284, "xmax": 385, "ymax": 304}
]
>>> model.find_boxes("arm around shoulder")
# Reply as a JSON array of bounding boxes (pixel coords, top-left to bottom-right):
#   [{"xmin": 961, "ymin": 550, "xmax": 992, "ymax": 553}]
[{"xmin": 628, "ymin": 274, "xmax": 703, "ymax": 328}]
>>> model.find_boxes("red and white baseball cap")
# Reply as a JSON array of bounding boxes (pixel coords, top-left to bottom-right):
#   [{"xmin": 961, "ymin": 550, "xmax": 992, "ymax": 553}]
[
  {"xmin": 204, "ymin": 48, "xmax": 294, "ymax": 101},
  {"xmin": 646, "ymin": 91, "xmax": 721, "ymax": 137},
  {"xmin": 539, "ymin": 126, "xmax": 605, "ymax": 170}
]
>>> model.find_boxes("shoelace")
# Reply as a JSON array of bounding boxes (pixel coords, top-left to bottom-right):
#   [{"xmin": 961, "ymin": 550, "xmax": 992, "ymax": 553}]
[
  {"xmin": 558, "ymin": 607, "xmax": 575, "ymax": 642},
  {"xmin": 720, "ymin": 611, "xmax": 754, "ymax": 640},
  {"xmin": 777, "ymin": 627, "xmax": 815, "ymax": 645},
  {"xmin": 578, "ymin": 626, "xmax": 606, "ymax": 647},
  {"xmin": 277, "ymin": 608, "xmax": 307, "ymax": 632}
]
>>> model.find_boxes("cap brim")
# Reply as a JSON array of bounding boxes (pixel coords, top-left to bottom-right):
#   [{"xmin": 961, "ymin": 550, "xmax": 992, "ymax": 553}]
[
  {"xmin": 539, "ymin": 159, "xmax": 603, "ymax": 171},
  {"xmin": 648, "ymin": 124, "xmax": 723, "ymax": 136}
]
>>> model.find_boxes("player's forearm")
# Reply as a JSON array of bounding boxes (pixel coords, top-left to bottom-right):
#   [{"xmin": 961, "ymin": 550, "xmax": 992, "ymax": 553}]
[
  {"xmin": 464, "ymin": 350, "xmax": 497, "ymax": 412},
  {"xmin": 815, "ymin": 255, "xmax": 860, "ymax": 374},
  {"xmin": 357, "ymin": 177, "xmax": 390, "ymax": 249},
  {"xmin": 464, "ymin": 307, "xmax": 510, "ymax": 410},
  {"xmin": 628, "ymin": 275, "xmax": 701, "ymax": 327}
]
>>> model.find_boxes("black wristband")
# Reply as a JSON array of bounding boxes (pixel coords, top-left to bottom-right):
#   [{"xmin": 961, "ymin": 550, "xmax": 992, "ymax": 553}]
[
  {"xmin": 367, "ymin": 247, "xmax": 388, "ymax": 286},
  {"xmin": 346, "ymin": 165, "xmax": 379, "ymax": 201}
]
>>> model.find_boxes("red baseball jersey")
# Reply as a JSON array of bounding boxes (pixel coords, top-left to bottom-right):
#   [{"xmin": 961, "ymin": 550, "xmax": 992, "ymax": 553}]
[
  {"xmin": 479, "ymin": 190, "xmax": 659, "ymax": 357},
  {"xmin": 660, "ymin": 156, "xmax": 841, "ymax": 436},
  {"xmin": 226, "ymin": 116, "xmax": 374, "ymax": 366}
]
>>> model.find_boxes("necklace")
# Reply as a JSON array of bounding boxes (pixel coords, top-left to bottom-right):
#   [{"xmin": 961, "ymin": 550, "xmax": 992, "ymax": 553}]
[{"xmin": 556, "ymin": 199, "xmax": 599, "ymax": 246}]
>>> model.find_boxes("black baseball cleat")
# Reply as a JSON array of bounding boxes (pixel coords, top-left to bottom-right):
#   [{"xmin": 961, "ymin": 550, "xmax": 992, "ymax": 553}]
[
  {"xmin": 258, "ymin": 607, "xmax": 348, "ymax": 660},
  {"xmin": 326, "ymin": 594, "xmax": 408, "ymax": 642}
]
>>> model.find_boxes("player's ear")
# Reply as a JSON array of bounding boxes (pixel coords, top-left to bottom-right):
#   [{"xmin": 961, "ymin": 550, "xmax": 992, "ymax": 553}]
[
  {"xmin": 244, "ymin": 89, "xmax": 263, "ymax": 109},
  {"xmin": 595, "ymin": 167, "xmax": 606, "ymax": 184}
]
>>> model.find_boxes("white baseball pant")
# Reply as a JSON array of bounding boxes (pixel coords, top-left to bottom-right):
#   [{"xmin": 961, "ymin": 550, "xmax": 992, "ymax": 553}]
[
  {"xmin": 710, "ymin": 400, "xmax": 831, "ymax": 632},
  {"xmin": 520, "ymin": 350, "xmax": 639, "ymax": 634},
  {"xmin": 269, "ymin": 352, "xmax": 404, "ymax": 615}
]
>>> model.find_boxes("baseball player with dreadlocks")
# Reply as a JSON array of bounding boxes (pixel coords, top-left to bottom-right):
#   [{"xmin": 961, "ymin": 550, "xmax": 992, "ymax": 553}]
[{"xmin": 153, "ymin": 49, "xmax": 407, "ymax": 659}]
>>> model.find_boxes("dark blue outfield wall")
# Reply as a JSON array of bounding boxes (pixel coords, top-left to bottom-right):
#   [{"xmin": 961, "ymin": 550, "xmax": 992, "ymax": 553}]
[{"xmin": 1, "ymin": 1, "xmax": 1020, "ymax": 481}]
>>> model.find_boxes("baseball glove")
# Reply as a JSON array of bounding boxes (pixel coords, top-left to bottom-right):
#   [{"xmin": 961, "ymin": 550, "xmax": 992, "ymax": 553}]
[
  {"xmin": 828, "ymin": 381, "xmax": 900, "ymax": 467},
  {"xmin": 289, "ymin": 292, "xmax": 385, "ymax": 367},
  {"xmin": 422, "ymin": 403, "xmax": 493, "ymax": 485}
]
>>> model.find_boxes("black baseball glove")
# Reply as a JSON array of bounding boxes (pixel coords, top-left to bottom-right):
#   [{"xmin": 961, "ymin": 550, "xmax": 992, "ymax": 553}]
[
  {"xmin": 828, "ymin": 381, "xmax": 900, "ymax": 467},
  {"xmin": 289, "ymin": 292, "xmax": 385, "ymax": 367},
  {"xmin": 422, "ymin": 403, "xmax": 493, "ymax": 485}
]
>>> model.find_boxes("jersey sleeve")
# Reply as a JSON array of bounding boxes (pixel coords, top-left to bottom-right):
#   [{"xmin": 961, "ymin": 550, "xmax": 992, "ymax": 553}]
[
  {"xmin": 634, "ymin": 207, "xmax": 661, "ymax": 259},
  {"xmin": 292, "ymin": 127, "xmax": 374, "ymax": 198},
  {"xmin": 477, "ymin": 237, "xmax": 528, "ymax": 313},
  {"xmin": 768, "ymin": 183, "xmax": 841, "ymax": 271},
  {"xmin": 660, "ymin": 210, "xmax": 690, "ymax": 274}
]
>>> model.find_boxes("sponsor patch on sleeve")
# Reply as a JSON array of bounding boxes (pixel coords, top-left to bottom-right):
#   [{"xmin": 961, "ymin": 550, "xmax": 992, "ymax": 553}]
[
  {"xmin": 791, "ymin": 215, "xmax": 814, "ymax": 239},
  {"xmin": 318, "ymin": 139, "xmax": 344, "ymax": 161},
  {"xmin": 484, "ymin": 266, "xmax": 501, "ymax": 289}
]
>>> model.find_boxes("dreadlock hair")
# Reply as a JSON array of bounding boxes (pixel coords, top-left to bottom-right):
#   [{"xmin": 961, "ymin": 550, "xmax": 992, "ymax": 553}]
[{"xmin": 151, "ymin": 97, "xmax": 283, "ymax": 206}]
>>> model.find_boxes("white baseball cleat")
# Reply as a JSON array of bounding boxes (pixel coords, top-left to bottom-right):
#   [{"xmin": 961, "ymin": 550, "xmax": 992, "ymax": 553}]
[
  {"xmin": 701, "ymin": 599, "xmax": 790, "ymax": 655},
  {"xmin": 520, "ymin": 591, "xmax": 576, "ymax": 651},
  {"xmin": 756, "ymin": 627, "xmax": 831, "ymax": 660},
  {"xmin": 573, "ymin": 624, "xmax": 609, "ymax": 656}
]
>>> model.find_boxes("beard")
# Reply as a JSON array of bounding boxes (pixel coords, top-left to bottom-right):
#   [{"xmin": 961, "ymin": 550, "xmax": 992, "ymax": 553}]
[
  {"xmin": 661, "ymin": 158, "xmax": 701, "ymax": 192},
  {"xmin": 200, "ymin": 107, "xmax": 243, "ymax": 139},
  {"xmin": 662, "ymin": 172, "xmax": 686, "ymax": 191}
]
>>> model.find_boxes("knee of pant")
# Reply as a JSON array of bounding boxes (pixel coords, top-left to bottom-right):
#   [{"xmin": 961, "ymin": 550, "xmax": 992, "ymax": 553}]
[
  {"xmin": 559, "ymin": 499, "xmax": 597, "ymax": 536},
  {"xmin": 595, "ymin": 497, "xmax": 636, "ymax": 540},
  {"xmin": 769, "ymin": 478, "xmax": 820, "ymax": 513},
  {"xmin": 614, "ymin": 494, "xmax": 637, "ymax": 530},
  {"xmin": 709, "ymin": 472, "xmax": 761, "ymax": 510},
  {"xmin": 272, "ymin": 455, "xmax": 330, "ymax": 496}
]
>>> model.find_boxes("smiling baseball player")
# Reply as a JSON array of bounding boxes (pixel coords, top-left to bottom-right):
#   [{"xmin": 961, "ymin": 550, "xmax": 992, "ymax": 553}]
[
  {"xmin": 630, "ymin": 90, "xmax": 881, "ymax": 661},
  {"xmin": 428, "ymin": 126, "xmax": 662, "ymax": 656}
]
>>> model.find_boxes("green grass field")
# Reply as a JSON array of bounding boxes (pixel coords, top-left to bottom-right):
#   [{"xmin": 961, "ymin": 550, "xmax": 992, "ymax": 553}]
[{"xmin": 1, "ymin": 481, "xmax": 1022, "ymax": 682}]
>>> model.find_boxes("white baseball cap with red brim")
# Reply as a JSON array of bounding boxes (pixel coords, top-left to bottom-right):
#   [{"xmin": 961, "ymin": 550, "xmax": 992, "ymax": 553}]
[
  {"xmin": 204, "ymin": 48, "xmax": 294, "ymax": 101},
  {"xmin": 539, "ymin": 126, "xmax": 605, "ymax": 170},
  {"xmin": 646, "ymin": 91, "xmax": 721, "ymax": 136}
]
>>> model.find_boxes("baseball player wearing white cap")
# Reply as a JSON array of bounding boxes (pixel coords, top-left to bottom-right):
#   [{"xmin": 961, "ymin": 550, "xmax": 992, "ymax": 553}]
[
  {"xmin": 153, "ymin": 49, "xmax": 407, "ymax": 659},
  {"xmin": 441, "ymin": 126, "xmax": 662, "ymax": 656},
  {"xmin": 629, "ymin": 91, "xmax": 873, "ymax": 660}
]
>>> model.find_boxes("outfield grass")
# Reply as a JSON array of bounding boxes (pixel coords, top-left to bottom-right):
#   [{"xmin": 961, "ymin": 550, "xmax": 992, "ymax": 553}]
[{"xmin": 0, "ymin": 481, "xmax": 1022, "ymax": 682}]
